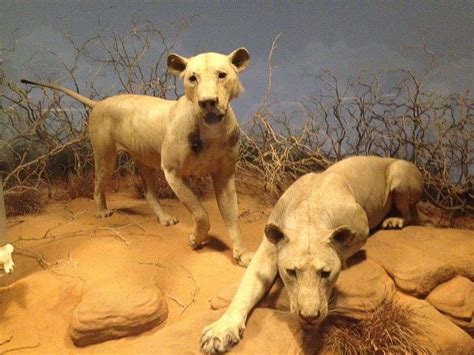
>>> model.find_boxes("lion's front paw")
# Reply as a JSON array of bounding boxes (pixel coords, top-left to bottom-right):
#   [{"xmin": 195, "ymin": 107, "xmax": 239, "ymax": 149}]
[
  {"xmin": 188, "ymin": 231, "xmax": 207, "ymax": 249},
  {"xmin": 233, "ymin": 249, "xmax": 254, "ymax": 268},
  {"xmin": 200, "ymin": 317, "xmax": 244, "ymax": 354},
  {"xmin": 382, "ymin": 217, "xmax": 405, "ymax": 229},
  {"xmin": 158, "ymin": 214, "xmax": 179, "ymax": 226}
]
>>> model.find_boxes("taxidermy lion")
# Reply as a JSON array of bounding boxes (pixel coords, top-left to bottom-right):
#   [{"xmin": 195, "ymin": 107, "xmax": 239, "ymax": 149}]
[
  {"xmin": 22, "ymin": 48, "xmax": 253, "ymax": 266},
  {"xmin": 201, "ymin": 155, "xmax": 429, "ymax": 353}
]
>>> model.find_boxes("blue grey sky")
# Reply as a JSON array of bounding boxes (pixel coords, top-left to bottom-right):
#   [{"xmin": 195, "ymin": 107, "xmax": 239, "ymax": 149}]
[{"xmin": 1, "ymin": 1, "xmax": 472, "ymax": 120}]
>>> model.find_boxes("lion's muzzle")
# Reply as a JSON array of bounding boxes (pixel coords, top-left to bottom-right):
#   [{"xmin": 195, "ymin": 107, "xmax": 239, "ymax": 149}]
[
  {"xmin": 198, "ymin": 98, "xmax": 218, "ymax": 111},
  {"xmin": 203, "ymin": 112, "xmax": 225, "ymax": 125},
  {"xmin": 298, "ymin": 309, "xmax": 323, "ymax": 328},
  {"xmin": 197, "ymin": 98, "xmax": 226, "ymax": 125}
]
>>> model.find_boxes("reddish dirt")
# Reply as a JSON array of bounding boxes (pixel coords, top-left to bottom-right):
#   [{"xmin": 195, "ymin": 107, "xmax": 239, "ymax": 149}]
[
  {"xmin": 0, "ymin": 185, "xmax": 270, "ymax": 353},
  {"xmin": 1, "ymin": 181, "xmax": 472, "ymax": 353}
]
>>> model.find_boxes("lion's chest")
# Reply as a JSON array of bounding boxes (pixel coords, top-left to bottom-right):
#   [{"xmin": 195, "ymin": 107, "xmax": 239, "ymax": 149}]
[{"xmin": 181, "ymin": 128, "xmax": 240, "ymax": 177}]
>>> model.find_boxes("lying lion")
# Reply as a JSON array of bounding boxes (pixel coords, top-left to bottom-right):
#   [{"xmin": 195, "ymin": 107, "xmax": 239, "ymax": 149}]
[
  {"xmin": 22, "ymin": 48, "xmax": 253, "ymax": 266},
  {"xmin": 200, "ymin": 155, "xmax": 429, "ymax": 353}
]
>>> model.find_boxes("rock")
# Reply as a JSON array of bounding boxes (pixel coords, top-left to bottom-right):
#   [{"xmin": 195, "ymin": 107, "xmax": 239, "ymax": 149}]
[
  {"xmin": 394, "ymin": 292, "xmax": 474, "ymax": 354},
  {"xmin": 331, "ymin": 257, "xmax": 395, "ymax": 318},
  {"xmin": 365, "ymin": 227, "xmax": 474, "ymax": 297},
  {"xmin": 427, "ymin": 276, "xmax": 474, "ymax": 333},
  {"xmin": 211, "ymin": 256, "xmax": 395, "ymax": 319},
  {"xmin": 69, "ymin": 279, "xmax": 168, "ymax": 346}
]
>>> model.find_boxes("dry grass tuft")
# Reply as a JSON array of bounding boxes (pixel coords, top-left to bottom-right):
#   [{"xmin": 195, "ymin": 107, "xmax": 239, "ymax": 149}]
[
  {"xmin": 320, "ymin": 300, "xmax": 430, "ymax": 354},
  {"xmin": 4, "ymin": 189, "xmax": 43, "ymax": 217},
  {"xmin": 133, "ymin": 171, "xmax": 207, "ymax": 200},
  {"xmin": 66, "ymin": 172, "xmax": 95, "ymax": 199}
]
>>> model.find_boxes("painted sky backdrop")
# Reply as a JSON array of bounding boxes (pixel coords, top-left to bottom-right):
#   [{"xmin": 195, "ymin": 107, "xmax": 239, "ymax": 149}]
[{"xmin": 1, "ymin": 1, "xmax": 472, "ymax": 120}]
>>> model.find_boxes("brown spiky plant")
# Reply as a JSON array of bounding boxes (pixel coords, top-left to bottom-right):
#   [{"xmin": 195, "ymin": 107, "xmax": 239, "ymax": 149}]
[
  {"xmin": 4, "ymin": 189, "xmax": 43, "ymax": 217},
  {"xmin": 320, "ymin": 300, "xmax": 431, "ymax": 354}
]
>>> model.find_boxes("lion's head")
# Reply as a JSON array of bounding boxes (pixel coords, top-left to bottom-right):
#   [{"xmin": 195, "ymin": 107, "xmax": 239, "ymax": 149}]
[
  {"xmin": 167, "ymin": 48, "xmax": 249, "ymax": 126},
  {"xmin": 264, "ymin": 222, "xmax": 359, "ymax": 329}
]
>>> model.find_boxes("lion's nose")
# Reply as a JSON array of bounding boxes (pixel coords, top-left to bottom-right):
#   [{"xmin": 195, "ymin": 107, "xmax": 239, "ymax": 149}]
[
  {"xmin": 298, "ymin": 310, "xmax": 320, "ymax": 324},
  {"xmin": 199, "ymin": 98, "xmax": 218, "ymax": 110}
]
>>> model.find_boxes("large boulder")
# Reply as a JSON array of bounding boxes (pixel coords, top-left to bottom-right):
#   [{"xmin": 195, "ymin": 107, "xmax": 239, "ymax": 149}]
[
  {"xmin": 69, "ymin": 279, "xmax": 168, "ymax": 346},
  {"xmin": 426, "ymin": 276, "xmax": 474, "ymax": 334},
  {"xmin": 365, "ymin": 227, "xmax": 474, "ymax": 297},
  {"xmin": 331, "ymin": 257, "xmax": 395, "ymax": 319},
  {"xmin": 394, "ymin": 292, "xmax": 473, "ymax": 354}
]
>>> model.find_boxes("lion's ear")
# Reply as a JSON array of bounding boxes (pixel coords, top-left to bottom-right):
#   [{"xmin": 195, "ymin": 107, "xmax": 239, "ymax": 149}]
[
  {"xmin": 265, "ymin": 223, "xmax": 285, "ymax": 245},
  {"xmin": 228, "ymin": 48, "xmax": 250, "ymax": 72},
  {"xmin": 330, "ymin": 226, "xmax": 360, "ymax": 261},
  {"xmin": 167, "ymin": 53, "xmax": 188, "ymax": 77}
]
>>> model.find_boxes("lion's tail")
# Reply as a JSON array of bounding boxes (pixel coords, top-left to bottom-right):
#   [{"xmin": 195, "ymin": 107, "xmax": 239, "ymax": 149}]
[{"xmin": 20, "ymin": 79, "xmax": 97, "ymax": 109}]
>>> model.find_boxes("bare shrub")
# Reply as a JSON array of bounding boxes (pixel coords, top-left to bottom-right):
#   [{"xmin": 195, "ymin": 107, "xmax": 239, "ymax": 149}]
[
  {"xmin": 1, "ymin": 27, "xmax": 471, "ymax": 218},
  {"xmin": 0, "ymin": 19, "xmax": 189, "ymax": 198},
  {"xmin": 240, "ymin": 43, "xmax": 472, "ymax": 216},
  {"xmin": 66, "ymin": 172, "xmax": 95, "ymax": 199},
  {"xmin": 4, "ymin": 190, "xmax": 43, "ymax": 217},
  {"xmin": 320, "ymin": 300, "xmax": 430, "ymax": 354}
]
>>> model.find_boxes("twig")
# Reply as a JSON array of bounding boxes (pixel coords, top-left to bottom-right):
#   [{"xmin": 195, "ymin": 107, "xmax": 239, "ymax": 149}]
[
  {"xmin": 96, "ymin": 227, "xmax": 132, "ymax": 248},
  {"xmin": 0, "ymin": 342, "xmax": 40, "ymax": 354},
  {"xmin": 262, "ymin": 33, "xmax": 282, "ymax": 105},
  {"xmin": 64, "ymin": 205, "xmax": 87, "ymax": 220},
  {"xmin": 0, "ymin": 336, "xmax": 13, "ymax": 347},
  {"xmin": 137, "ymin": 260, "xmax": 166, "ymax": 268},
  {"xmin": 13, "ymin": 248, "xmax": 76, "ymax": 270},
  {"xmin": 168, "ymin": 265, "xmax": 199, "ymax": 316},
  {"xmin": 13, "ymin": 217, "xmax": 150, "ymax": 246}
]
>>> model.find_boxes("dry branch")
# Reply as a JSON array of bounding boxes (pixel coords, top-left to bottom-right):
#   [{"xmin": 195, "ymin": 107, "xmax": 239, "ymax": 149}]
[
  {"xmin": 1, "ymin": 23, "xmax": 471, "ymax": 216},
  {"xmin": 168, "ymin": 265, "xmax": 199, "ymax": 316}
]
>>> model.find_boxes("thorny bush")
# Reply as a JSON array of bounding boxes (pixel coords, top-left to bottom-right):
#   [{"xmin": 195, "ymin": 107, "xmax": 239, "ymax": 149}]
[{"xmin": 1, "ymin": 24, "xmax": 472, "ymax": 217}]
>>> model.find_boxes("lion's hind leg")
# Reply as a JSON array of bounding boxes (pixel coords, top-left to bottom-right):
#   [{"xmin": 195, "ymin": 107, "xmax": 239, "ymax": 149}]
[
  {"xmin": 135, "ymin": 162, "xmax": 179, "ymax": 226},
  {"xmin": 92, "ymin": 144, "xmax": 116, "ymax": 218},
  {"xmin": 382, "ymin": 160, "xmax": 429, "ymax": 229}
]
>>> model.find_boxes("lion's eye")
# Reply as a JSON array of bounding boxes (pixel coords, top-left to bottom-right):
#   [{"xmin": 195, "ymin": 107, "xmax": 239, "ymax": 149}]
[
  {"xmin": 189, "ymin": 75, "xmax": 197, "ymax": 83},
  {"xmin": 320, "ymin": 270, "xmax": 331, "ymax": 279},
  {"xmin": 218, "ymin": 72, "xmax": 227, "ymax": 79},
  {"xmin": 286, "ymin": 269, "xmax": 297, "ymax": 278}
]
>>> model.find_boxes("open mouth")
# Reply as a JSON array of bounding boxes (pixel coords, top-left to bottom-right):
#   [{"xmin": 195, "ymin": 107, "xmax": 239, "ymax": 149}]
[
  {"xmin": 299, "ymin": 321, "xmax": 320, "ymax": 330},
  {"xmin": 203, "ymin": 112, "xmax": 224, "ymax": 125}
]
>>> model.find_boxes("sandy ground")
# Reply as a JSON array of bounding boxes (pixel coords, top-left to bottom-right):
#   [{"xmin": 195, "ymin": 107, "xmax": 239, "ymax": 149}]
[
  {"xmin": 1, "ymin": 181, "xmax": 473, "ymax": 354},
  {"xmin": 0, "ymin": 185, "xmax": 270, "ymax": 353}
]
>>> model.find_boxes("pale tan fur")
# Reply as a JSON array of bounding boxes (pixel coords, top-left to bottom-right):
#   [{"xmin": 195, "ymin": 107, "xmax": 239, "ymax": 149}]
[
  {"xmin": 22, "ymin": 48, "xmax": 253, "ymax": 266},
  {"xmin": 201, "ymin": 156, "xmax": 427, "ymax": 353}
]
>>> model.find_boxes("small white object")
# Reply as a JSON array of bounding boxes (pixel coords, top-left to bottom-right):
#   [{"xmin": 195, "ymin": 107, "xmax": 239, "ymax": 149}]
[{"xmin": 0, "ymin": 243, "xmax": 14, "ymax": 274}]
